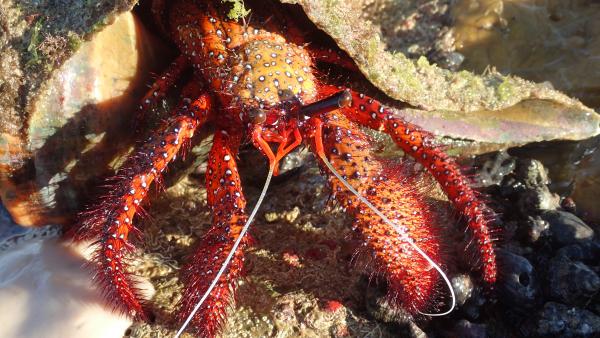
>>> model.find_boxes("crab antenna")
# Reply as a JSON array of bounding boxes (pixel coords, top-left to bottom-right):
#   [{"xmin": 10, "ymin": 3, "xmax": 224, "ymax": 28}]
[
  {"xmin": 318, "ymin": 153, "xmax": 456, "ymax": 316},
  {"xmin": 299, "ymin": 89, "xmax": 352, "ymax": 116},
  {"xmin": 175, "ymin": 164, "xmax": 275, "ymax": 337}
]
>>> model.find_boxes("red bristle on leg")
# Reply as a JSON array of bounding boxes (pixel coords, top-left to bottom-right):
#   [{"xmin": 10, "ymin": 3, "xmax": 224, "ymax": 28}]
[
  {"xmin": 328, "ymin": 86, "xmax": 497, "ymax": 285},
  {"xmin": 307, "ymin": 46, "xmax": 359, "ymax": 71},
  {"xmin": 134, "ymin": 54, "xmax": 189, "ymax": 128},
  {"xmin": 73, "ymin": 88, "xmax": 211, "ymax": 318},
  {"xmin": 308, "ymin": 112, "xmax": 443, "ymax": 313},
  {"xmin": 176, "ymin": 130, "xmax": 250, "ymax": 337}
]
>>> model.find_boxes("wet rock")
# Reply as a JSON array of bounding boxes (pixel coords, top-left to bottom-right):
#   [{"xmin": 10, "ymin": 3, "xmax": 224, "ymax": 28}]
[
  {"xmin": 498, "ymin": 158, "xmax": 560, "ymax": 214},
  {"xmin": 534, "ymin": 302, "xmax": 600, "ymax": 338},
  {"xmin": 365, "ymin": 299, "xmax": 425, "ymax": 338},
  {"xmin": 523, "ymin": 216, "xmax": 550, "ymax": 243},
  {"xmin": 515, "ymin": 158, "xmax": 550, "ymax": 188},
  {"xmin": 364, "ymin": 279, "xmax": 413, "ymax": 325},
  {"xmin": 238, "ymin": 147, "xmax": 312, "ymax": 186},
  {"xmin": 518, "ymin": 186, "xmax": 560, "ymax": 213},
  {"xmin": 515, "ymin": 159, "xmax": 560, "ymax": 212},
  {"xmin": 452, "ymin": 0, "xmax": 600, "ymax": 108},
  {"xmin": 461, "ymin": 287, "xmax": 487, "ymax": 321},
  {"xmin": 572, "ymin": 139, "xmax": 600, "ymax": 224},
  {"xmin": 452, "ymin": 319, "xmax": 487, "ymax": 338},
  {"xmin": 497, "ymin": 250, "xmax": 539, "ymax": 309},
  {"xmin": 541, "ymin": 211, "xmax": 594, "ymax": 247},
  {"xmin": 472, "ymin": 151, "xmax": 516, "ymax": 188},
  {"xmin": 363, "ymin": 277, "xmax": 430, "ymax": 337},
  {"xmin": 556, "ymin": 242, "xmax": 600, "ymax": 262},
  {"xmin": 451, "ymin": 274, "xmax": 474, "ymax": 307},
  {"xmin": 547, "ymin": 255, "xmax": 600, "ymax": 306}
]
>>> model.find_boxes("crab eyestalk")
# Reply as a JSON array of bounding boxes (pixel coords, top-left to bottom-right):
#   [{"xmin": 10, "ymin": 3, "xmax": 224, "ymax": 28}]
[{"xmin": 299, "ymin": 89, "xmax": 353, "ymax": 117}]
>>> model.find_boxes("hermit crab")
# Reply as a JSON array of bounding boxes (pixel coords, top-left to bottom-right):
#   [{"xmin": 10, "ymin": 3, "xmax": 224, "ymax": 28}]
[{"xmin": 67, "ymin": 0, "xmax": 498, "ymax": 336}]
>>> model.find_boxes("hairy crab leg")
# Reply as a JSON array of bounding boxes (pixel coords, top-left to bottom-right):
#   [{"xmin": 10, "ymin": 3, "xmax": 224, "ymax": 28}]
[
  {"xmin": 176, "ymin": 130, "xmax": 251, "ymax": 337},
  {"xmin": 307, "ymin": 47, "xmax": 359, "ymax": 71},
  {"xmin": 73, "ymin": 84, "xmax": 211, "ymax": 318},
  {"xmin": 134, "ymin": 55, "xmax": 190, "ymax": 128},
  {"xmin": 319, "ymin": 86, "xmax": 498, "ymax": 285},
  {"xmin": 305, "ymin": 112, "xmax": 446, "ymax": 314}
]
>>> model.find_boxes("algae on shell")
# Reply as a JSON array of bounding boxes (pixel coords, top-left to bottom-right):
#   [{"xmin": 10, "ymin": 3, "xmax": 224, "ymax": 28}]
[{"xmin": 282, "ymin": 0, "xmax": 600, "ymax": 151}]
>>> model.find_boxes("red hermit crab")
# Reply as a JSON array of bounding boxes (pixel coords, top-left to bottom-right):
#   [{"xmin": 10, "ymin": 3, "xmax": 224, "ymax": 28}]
[{"xmin": 70, "ymin": 0, "xmax": 498, "ymax": 336}]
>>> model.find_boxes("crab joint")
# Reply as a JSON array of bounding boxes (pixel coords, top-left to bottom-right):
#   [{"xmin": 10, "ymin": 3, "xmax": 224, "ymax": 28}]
[{"xmin": 299, "ymin": 89, "xmax": 352, "ymax": 117}]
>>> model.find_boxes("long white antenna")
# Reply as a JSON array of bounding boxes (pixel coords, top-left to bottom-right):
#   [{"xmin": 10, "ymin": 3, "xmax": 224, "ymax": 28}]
[
  {"xmin": 319, "ymin": 154, "xmax": 456, "ymax": 316},
  {"xmin": 175, "ymin": 165, "xmax": 275, "ymax": 337}
]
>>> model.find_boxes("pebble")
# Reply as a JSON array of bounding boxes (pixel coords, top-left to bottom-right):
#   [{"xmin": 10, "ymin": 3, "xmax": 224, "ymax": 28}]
[
  {"xmin": 452, "ymin": 319, "xmax": 487, "ymax": 338},
  {"xmin": 497, "ymin": 250, "xmax": 539, "ymax": 309},
  {"xmin": 547, "ymin": 255, "xmax": 600, "ymax": 306},
  {"xmin": 534, "ymin": 302, "xmax": 600, "ymax": 337},
  {"xmin": 497, "ymin": 158, "xmax": 560, "ymax": 213},
  {"xmin": 364, "ymin": 279, "xmax": 413, "ymax": 325},
  {"xmin": 518, "ymin": 185, "xmax": 560, "ymax": 213},
  {"xmin": 541, "ymin": 210, "xmax": 594, "ymax": 247},
  {"xmin": 451, "ymin": 274, "xmax": 474, "ymax": 307},
  {"xmin": 556, "ymin": 241, "xmax": 600, "ymax": 261},
  {"xmin": 523, "ymin": 215, "xmax": 550, "ymax": 243},
  {"xmin": 472, "ymin": 151, "xmax": 516, "ymax": 187},
  {"xmin": 515, "ymin": 159, "xmax": 550, "ymax": 188}
]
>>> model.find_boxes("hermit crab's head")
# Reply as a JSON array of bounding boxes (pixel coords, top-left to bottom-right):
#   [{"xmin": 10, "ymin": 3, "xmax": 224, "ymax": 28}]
[{"xmin": 228, "ymin": 38, "xmax": 319, "ymax": 174}]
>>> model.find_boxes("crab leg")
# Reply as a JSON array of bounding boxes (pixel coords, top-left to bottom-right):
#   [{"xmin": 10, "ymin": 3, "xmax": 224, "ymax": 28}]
[
  {"xmin": 307, "ymin": 112, "xmax": 443, "ymax": 313},
  {"xmin": 320, "ymin": 86, "xmax": 498, "ymax": 285},
  {"xmin": 133, "ymin": 55, "xmax": 190, "ymax": 134},
  {"xmin": 137, "ymin": 55, "xmax": 190, "ymax": 114},
  {"xmin": 176, "ymin": 130, "xmax": 250, "ymax": 337},
  {"xmin": 73, "ymin": 84, "xmax": 211, "ymax": 318},
  {"xmin": 308, "ymin": 47, "xmax": 359, "ymax": 71}
]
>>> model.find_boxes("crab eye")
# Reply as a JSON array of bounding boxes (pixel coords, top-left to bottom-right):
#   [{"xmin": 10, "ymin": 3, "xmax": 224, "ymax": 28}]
[
  {"xmin": 249, "ymin": 108, "xmax": 267, "ymax": 124},
  {"xmin": 337, "ymin": 89, "xmax": 353, "ymax": 108}
]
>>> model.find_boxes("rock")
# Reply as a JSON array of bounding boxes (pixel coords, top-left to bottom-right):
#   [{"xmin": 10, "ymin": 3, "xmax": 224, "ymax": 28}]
[
  {"xmin": 461, "ymin": 288, "xmax": 487, "ymax": 321},
  {"xmin": 452, "ymin": 319, "xmax": 487, "ymax": 338},
  {"xmin": 452, "ymin": 0, "xmax": 600, "ymax": 108},
  {"xmin": 451, "ymin": 274, "xmax": 474, "ymax": 307},
  {"xmin": 523, "ymin": 216, "xmax": 550, "ymax": 243},
  {"xmin": 364, "ymin": 279, "xmax": 413, "ymax": 325},
  {"xmin": 547, "ymin": 255, "xmax": 600, "ymax": 306},
  {"xmin": 497, "ymin": 250, "xmax": 539, "ymax": 309},
  {"xmin": 534, "ymin": 302, "xmax": 600, "ymax": 338},
  {"xmin": 498, "ymin": 158, "xmax": 560, "ymax": 214},
  {"xmin": 472, "ymin": 151, "xmax": 516, "ymax": 188},
  {"xmin": 518, "ymin": 186, "xmax": 560, "ymax": 213},
  {"xmin": 542, "ymin": 211, "xmax": 594, "ymax": 247},
  {"xmin": 572, "ymin": 139, "xmax": 600, "ymax": 224},
  {"xmin": 515, "ymin": 158, "xmax": 549, "ymax": 189},
  {"xmin": 363, "ymin": 277, "xmax": 428, "ymax": 337},
  {"xmin": 286, "ymin": 0, "xmax": 600, "ymax": 155},
  {"xmin": 556, "ymin": 242, "xmax": 600, "ymax": 262},
  {"xmin": 514, "ymin": 159, "xmax": 560, "ymax": 212}
]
